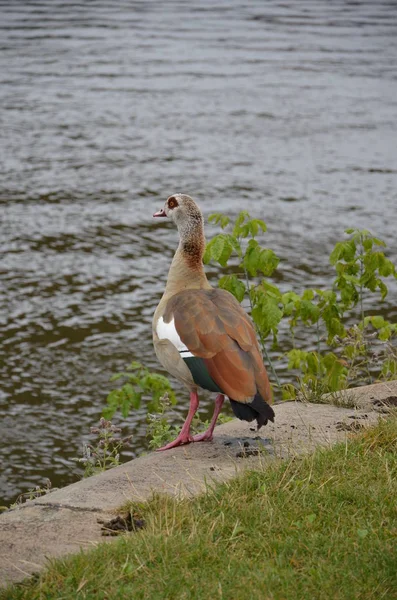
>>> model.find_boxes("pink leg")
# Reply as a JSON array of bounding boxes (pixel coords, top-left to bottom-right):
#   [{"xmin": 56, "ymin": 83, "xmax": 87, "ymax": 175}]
[
  {"xmin": 193, "ymin": 394, "xmax": 225, "ymax": 443},
  {"xmin": 156, "ymin": 391, "xmax": 199, "ymax": 451}
]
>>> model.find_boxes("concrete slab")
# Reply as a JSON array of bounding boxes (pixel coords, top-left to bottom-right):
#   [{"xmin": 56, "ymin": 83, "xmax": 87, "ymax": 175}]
[
  {"xmin": 31, "ymin": 402, "xmax": 379, "ymax": 510},
  {"xmin": 330, "ymin": 379, "xmax": 397, "ymax": 411},
  {"xmin": 1, "ymin": 381, "xmax": 396, "ymax": 588},
  {"xmin": 0, "ymin": 505, "xmax": 108, "ymax": 586}
]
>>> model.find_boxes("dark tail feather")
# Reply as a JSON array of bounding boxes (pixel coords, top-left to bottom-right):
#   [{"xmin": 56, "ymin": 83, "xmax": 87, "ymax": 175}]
[{"xmin": 229, "ymin": 393, "xmax": 275, "ymax": 430}]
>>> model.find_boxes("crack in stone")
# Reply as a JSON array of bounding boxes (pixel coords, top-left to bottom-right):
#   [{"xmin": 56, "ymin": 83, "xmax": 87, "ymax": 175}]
[{"xmin": 15, "ymin": 501, "xmax": 111, "ymax": 514}]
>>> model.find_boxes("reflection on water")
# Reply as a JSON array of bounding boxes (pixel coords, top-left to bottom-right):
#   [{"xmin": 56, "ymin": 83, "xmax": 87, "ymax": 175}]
[{"xmin": 1, "ymin": 0, "xmax": 397, "ymax": 504}]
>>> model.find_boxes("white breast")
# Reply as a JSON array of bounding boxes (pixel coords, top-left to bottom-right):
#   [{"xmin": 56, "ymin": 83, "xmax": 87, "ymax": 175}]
[{"xmin": 156, "ymin": 316, "xmax": 194, "ymax": 358}]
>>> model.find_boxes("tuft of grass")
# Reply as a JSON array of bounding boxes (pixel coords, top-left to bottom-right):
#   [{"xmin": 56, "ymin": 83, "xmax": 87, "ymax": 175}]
[
  {"xmin": 2, "ymin": 418, "xmax": 397, "ymax": 600},
  {"xmin": 304, "ymin": 388, "xmax": 360, "ymax": 409}
]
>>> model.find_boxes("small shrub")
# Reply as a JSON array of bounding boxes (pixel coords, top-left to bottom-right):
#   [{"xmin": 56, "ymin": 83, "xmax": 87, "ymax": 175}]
[
  {"xmin": 103, "ymin": 361, "xmax": 176, "ymax": 419},
  {"xmin": 72, "ymin": 418, "xmax": 133, "ymax": 477}
]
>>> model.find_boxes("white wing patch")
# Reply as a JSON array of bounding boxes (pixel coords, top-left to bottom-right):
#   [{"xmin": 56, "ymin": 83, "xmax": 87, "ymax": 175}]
[{"xmin": 156, "ymin": 316, "xmax": 194, "ymax": 358}]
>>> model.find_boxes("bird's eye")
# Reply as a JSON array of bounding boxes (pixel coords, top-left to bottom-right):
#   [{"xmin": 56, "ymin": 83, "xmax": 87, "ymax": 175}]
[{"xmin": 168, "ymin": 196, "xmax": 179, "ymax": 209}]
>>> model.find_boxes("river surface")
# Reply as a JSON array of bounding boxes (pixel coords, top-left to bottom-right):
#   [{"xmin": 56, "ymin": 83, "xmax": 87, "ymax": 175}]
[{"xmin": 1, "ymin": 0, "xmax": 397, "ymax": 505}]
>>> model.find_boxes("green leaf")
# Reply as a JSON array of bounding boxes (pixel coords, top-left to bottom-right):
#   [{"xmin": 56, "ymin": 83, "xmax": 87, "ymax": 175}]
[
  {"xmin": 121, "ymin": 395, "xmax": 130, "ymax": 418},
  {"xmin": 322, "ymin": 353, "xmax": 347, "ymax": 390},
  {"xmin": 306, "ymin": 352, "xmax": 321, "ymax": 376},
  {"xmin": 281, "ymin": 291, "xmax": 301, "ymax": 317},
  {"xmin": 227, "ymin": 234, "xmax": 243, "ymax": 258},
  {"xmin": 247, "ymin": 218, "xmax": 267, "ymax": 237},
  {"xmin": 322, "ymin": 303, "xmax": 346, "ymax": 342},
  {"xmin": 302, "ymin": 289, "xmax": 314, "ymax": 301},
  {"xmin": 106, "ymin": 390, "xmax": 121, "ymax": 406},
  {"xmin": 219, "ymin": 274, "xmax": 246, "ymax": 303},
  {"xmin": 378, "ymin": 326, "xmax": 392, "ymax": 341},
  {"xmin": 105, "ymin": 362, "xmax": 175, "ymax": 420},
  {"xmin": 362, "ymin": 238, "xmax": 374, "ymax": 252},
  {"xmin": 230, "ymin": 211, "xmax": 268, "ymax": 240},
  {"xmin": 261, "ymin": 280, "xmax": 282, "ymax": 299},
  {"xmin": 208, "ymin": 213, "xmax": 230, "ymax": 230},
  {"xmin": 287, "ymin": 349, "xmax": 308, "ymax": 370},
  {"xmin": 109, "ymin": 373, "xmax": 123, "ymax": 382},
  {"xmin": 360, "ymin": 271, "xmax": 378, "ymax": 292},
  {"xmin": 371, "ymin": 237, "xmax": 386, "ymax": 247},
  {"xmin": 204, "ymin": 234, "xmax": 238, "ymax": 266},
  {"xmin": 243, "ymin": 239, "xmax": 261, "ymax": 276},
  {"xmin": 133, "ymin": 392, "xmax": 142, "ymax": 409},
  {"xmin": 258, "ymin": 249, "xmax": 280, "ymax": 277},
  {"xmin": 334, "ymin": 274, "xmax": 359, "ymax": 309},
  {"xmin": 300, "ymin": 300, "xmax": 320, "ymax": 324},
  {"xmin": 330, "ymin": 240, "xmax": 356, "ymax": 265},
  {"xmin": 129, "ymin": 361, "xmax": 144, "ymax": 371},
  {"xmin": 369, "ymin": 315, "xmax": 386, "ymax": 329},
  {"xmin": 379, "ymin": 280, "xmax": 388, "ymax": 300},
  {"xmin": 282, "ymin": 383, "xmax": 297, "ymax": 400},
  {"xmin": 251, "ymin": 293, "xmax": 283, "ymax": 339},
  {"xmin": 379, "ymin": 256, "xmax": 395, "ymax": 278},
  {"xmin": 330, "ymin": 242, "xmax": 344, "ymax": 265},
  {"xmin": 243, "ymin": 240, "xmax": 280, "ymax": 277},
  {"xmin": 122, "ymin": 383, "xmax": 135, "ymax": 396},
  {"xmin": 232, "ymin": 211, "xmax": 251, "ymax": 238},
  {"xmin": 206, "ymin": 235, "xmax": 226, "ymax": 261},
  {"xmin": 102, "ymin": 406, "xmax": 114, "ymax": 419}
]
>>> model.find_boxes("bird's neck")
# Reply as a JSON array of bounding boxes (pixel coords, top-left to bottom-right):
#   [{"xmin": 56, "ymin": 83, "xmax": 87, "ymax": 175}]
[{"xmin": 163, "ymin": 219, "xmax": 210, "ymax": 299}]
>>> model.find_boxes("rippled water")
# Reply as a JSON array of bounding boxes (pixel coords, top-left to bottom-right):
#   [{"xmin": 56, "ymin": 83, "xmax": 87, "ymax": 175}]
[{"xmin": 1, "ymin": 0, "xmax": 397, "ymax": 504}]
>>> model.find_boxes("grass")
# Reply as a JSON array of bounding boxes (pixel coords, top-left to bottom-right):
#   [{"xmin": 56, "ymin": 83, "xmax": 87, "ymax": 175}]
[
  {"xmin": 295, "ymin": 382, "xmax": 360, "ymax": 409},
  {"xmin": 2, "ymin": 418, "xmax": 397, "ymax": 600}
]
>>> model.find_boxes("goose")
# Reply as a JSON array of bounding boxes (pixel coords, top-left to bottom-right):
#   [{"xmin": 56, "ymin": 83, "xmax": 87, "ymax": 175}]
[{"xmin": 152, "ymin": 194, "xmax": 274, "ymax": 451}]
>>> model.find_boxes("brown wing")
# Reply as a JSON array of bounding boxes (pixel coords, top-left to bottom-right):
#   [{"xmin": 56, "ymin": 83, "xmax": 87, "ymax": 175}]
[{"xmin": 163, "ymin": 288, "xmax": 272, "ymax": 403}]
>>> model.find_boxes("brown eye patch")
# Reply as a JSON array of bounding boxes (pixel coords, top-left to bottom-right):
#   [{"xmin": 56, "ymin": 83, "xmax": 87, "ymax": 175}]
[{"xmin": 167, "ymin": 196, "xmax": 179, "ymax": 209}]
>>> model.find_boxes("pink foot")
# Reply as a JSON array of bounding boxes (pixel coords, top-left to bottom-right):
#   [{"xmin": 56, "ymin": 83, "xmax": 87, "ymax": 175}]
[
  {"xmin": 191, "ymin": 393, "xmax": 225, "ymax": 444},
  {"xmin": 156, "ymin": 433, "xmax": 194, "ymax": 451},
  {"xmin": 192, "ymin": 430, "xmax": 214, "ymax": 442},
  {"xmin": 156, "ymin": 390, "xmax": 199, "ymax": 452}
]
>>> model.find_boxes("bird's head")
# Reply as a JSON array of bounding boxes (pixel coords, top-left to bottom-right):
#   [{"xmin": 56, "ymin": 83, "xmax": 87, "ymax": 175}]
[{"xmin": 153, "ymin": 194, "xmax": 203, "ymax": 231}]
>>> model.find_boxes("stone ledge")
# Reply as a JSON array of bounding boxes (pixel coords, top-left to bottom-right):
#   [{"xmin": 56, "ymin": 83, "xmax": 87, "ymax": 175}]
[{"xmin": 1, "ymin": 380, "xmax": 396, "ymax": 587}]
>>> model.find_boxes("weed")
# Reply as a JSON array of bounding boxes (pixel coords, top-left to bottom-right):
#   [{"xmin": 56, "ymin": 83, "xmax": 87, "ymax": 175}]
[
  {"xmin": 5, "ymin": 479, "xmax": 53, "ymax": 510},
  {"xmin": 146, "ymin": 393, "xmax": 181, "ymax": 450},
  {"xmin": 72, "ymin": 418, "xmax": 133, "ymax": 477},
  {"xmin": 103, "ymin": 361, "xmax": 176, "ymax": 420}
]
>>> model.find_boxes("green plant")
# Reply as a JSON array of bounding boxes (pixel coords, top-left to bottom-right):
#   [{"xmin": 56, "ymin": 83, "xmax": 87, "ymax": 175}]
[
  {"xmin": 103, "ymin": 361, "xmax": 176, "ymax": 419},
  {"xmin": 204, "ymin": 214, "xmax": 397, "ymax": 399},
  {"xmin": 72, "ymin": 418, "xmax": 133, "ymax": 477},
  {"xmin": 146, "ymin": 393, "xmax": 181, "ymax": 450},
  {"xmin": 286, "ymin": 231, "xmax": 397, "ymax": 397},
  {"xmin": 7, "ymin": 479, "xmax": 53, "ymax": 510},
  {"xmin": 331, "ymin": 229, "xmax": 395, "ymax": 317},
  {"xmin": 204, "ymin": 211, "xmax": 281, "ymax": 385}
]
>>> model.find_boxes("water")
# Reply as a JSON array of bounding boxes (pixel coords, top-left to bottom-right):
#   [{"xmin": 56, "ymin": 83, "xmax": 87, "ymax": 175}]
[{"xmin": 1, "ymin": 0, "xmax": 397, "ymax": 505}]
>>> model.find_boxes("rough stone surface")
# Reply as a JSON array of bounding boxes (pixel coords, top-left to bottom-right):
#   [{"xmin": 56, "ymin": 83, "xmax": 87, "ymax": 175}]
[
  {"xmin": 0, "ymin": 505, "xmax": 109, "ymax": 584},
  {"xmin": 1, "ymin": 381, "xmax": 396, "ymax": 588}
]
